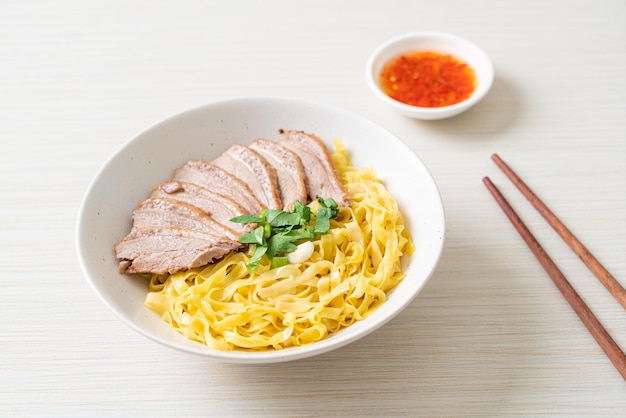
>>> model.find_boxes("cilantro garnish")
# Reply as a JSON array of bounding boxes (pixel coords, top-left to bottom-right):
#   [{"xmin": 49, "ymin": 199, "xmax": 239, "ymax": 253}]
[{"xmin": 230, "ymin": 197, "xmax": 339, "ymax": 272}]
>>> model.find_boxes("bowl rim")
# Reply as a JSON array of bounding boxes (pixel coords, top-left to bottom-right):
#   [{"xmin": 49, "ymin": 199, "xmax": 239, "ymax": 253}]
[
  {"xmin": 366, "ymin": 31, "xmax": 494, "ymax": 118},
  {"xmin": 76, "ymin": 96, "xmax": 446, "ymax": 363}
]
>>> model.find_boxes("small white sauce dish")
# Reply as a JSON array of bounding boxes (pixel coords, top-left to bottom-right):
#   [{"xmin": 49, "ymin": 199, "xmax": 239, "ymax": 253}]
[{"xmin": 366, "ymin": 31, "xmax": 494, "ymax": 120}]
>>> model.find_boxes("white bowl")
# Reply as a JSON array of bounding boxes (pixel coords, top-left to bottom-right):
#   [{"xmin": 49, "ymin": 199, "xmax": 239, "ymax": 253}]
[
  {"xmin": 76, "ymin": 97, "xmax": 445, "ymax": 363},
  {"xmin": 366, "ymin": 31, "xmax": 494, "ymax": 120}
]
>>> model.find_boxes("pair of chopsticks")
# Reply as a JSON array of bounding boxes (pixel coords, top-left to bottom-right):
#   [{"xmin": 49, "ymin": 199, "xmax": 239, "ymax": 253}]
[{"xmin": 483, "ymin": 154, "xmax": 626, "ymax": 381}]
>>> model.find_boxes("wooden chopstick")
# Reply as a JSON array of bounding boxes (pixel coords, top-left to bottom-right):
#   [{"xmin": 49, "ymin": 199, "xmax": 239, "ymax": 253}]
[
  {"xmin": 483, "ymin": 170, "xmax": 626, "ymax": 380},
  {"xmin": 490, "ymin": 153, "xmax": 626, "ymax": 311}
]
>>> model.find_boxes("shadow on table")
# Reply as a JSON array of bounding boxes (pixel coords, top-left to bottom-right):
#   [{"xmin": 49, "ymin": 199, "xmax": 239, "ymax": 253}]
[
  {"xmin": 408, "ymin": 74, "xmax": 523, "ymax": 142},
  {"xmin": 188, "ymin": 74, "xmax": 626, "ymax": 416},
  {"xmin": 196, "ymin": 209, "xmax": 583, "ymax": 415}
]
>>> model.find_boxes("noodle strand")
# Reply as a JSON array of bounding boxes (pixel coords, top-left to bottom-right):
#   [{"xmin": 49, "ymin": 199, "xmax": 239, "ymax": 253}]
[{"xmin": 144, "ymin": 140, "xmax": 414, "ymax": 351}]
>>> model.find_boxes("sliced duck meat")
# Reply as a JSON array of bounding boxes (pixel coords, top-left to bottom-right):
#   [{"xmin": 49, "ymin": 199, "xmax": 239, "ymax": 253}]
[
  {"xmin": 279, "ymin": 130, "xmax": 351, "ymax": 207},
  {"xmin": 158, "ymin": 179, "xmax": 184, "ymax": 194},
  {"xmin": 212, "ymin": 144, "xmax": 282, "ymax": 210},
  {"xmin": 114, "ymin": 131, "xmax": 355, "ymax": 276},
  {"xmin": 174, "ymin": 160, "xmax": 264, "ymax": 215},
  {"xmin": 250, "ymin": 138, "xmax": 308, "ymax": 210},
  {"xmin": 131, "ymin": 197, "xmax": 241, "ymax": 241},
  {"xmin": 151, "ymin": 180, "xmax": 252, "ymax": 234},
  {"xmin": 115, "ymin": 226, "xmax": 241, "ymax": 274}
]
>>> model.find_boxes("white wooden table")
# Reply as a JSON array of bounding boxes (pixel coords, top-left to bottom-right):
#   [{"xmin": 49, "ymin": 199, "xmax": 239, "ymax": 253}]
[{"xmin": 2, "ymin": 1, "xmax": 625, "ymax": 415}]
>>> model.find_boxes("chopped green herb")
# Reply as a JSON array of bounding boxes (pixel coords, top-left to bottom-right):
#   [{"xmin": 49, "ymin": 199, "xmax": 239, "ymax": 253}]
[
  {"xmin": 230, "ymin": 214, "xmax": 264, "ymax": 224},
  {"xmin": 292, "ymin": 201, "xmax": 311, "ymax": 223},
  {"xmin": 238, "ymin": 225, "xmax": 265, "ymax": 245},
  {"xmin": 313, "ymin": 197, "xmax": 338, "ymax": 234},
  {"xmin": 285, "ymin": 228, "xmax": 317, "ymax": 241},
  {"xmin": 270, "ymin": 256, "xmax": 289, "ymax": 269},
  {"xmin": 266, "ymin": 210, "xmax": 303, "ymax": 228},
  {"xmin": 230, "ymin": 197, "xmax": 340, "ymax": 272},
  {"xmin": 317, "ymin": 196, "xmax": 339, "ymax": 218},
  {"xmin": 247, "ymin": 245, "xmax": 268, "ymax": 272}
]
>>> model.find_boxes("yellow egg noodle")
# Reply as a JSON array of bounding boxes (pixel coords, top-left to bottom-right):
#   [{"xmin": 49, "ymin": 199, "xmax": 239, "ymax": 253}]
[{"xmin": 144, "ymin": 140, "xmax": 414, "ymax": 350}]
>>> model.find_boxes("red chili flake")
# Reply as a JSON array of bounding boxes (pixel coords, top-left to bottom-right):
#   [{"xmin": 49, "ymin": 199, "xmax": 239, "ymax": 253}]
[{"xmin": 379, "ymin": 51, "xmax": 477, "ymax": 107}]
